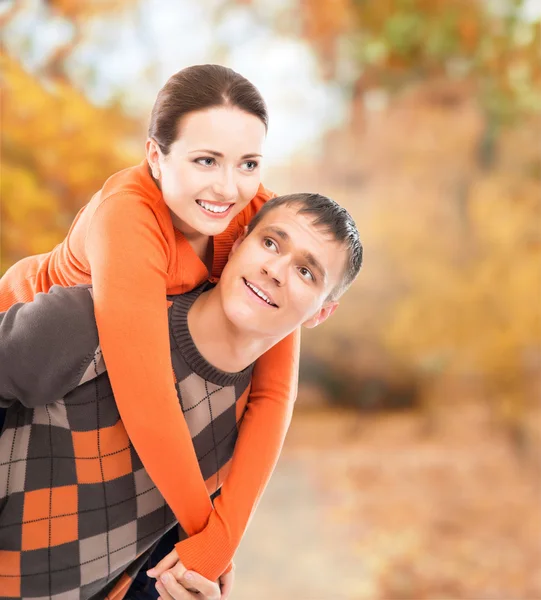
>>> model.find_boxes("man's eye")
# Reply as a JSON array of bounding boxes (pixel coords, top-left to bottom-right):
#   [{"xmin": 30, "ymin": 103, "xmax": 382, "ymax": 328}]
[
  {"xmin": 299, "ymin": 267, "xmax": 314, "ymax": 281},
  {"xmin": 241, "ymin": 160, "xmax": 259, "ymax": 171},
  {"xmin": 195, "ymin": 157, "xmax": 216, "ymax": 167},
  {"xmin": 263, "ymin": 238, "xmax": 278, "ymax": 251}
]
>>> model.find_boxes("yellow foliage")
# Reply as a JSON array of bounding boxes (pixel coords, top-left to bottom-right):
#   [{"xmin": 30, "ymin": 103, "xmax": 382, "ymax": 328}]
[
  {"xmin": 1, "ymin": 51, "xmax": 140, "ymax": 273},
  {"xmin": 48, "ymin": 0, "xmax": 134, "ymax": 20}
]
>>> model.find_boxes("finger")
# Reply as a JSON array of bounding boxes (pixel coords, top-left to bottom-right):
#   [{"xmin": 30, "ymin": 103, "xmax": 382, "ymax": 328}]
[
  {"xmin": 168, "ymin": 562, "xmax": 188, "ymax": 583},
  {"xmin": 219, "ymin": 570, "xmax": 235, "ymax": 600},
  {"xmin": 158, "ymin": 572, "xmax": 198, "ymax": 600},
  {"xmin": 181, "ymin": 571, "xmax": 221, "ymax": 599},
  {"xmin": 156, "ymin": 578, "xmax": 180, "ymax": 600},
  {"xmin": 159, "ymin": 566, "xmax": 201, "ymax": 595},
  {"xmin": 147, "ymin": 548, "xmax": 179, "ymax": 577},
  {"xmin": 155, "ymin": 580, "xmax": 174, "ymax": 600}
]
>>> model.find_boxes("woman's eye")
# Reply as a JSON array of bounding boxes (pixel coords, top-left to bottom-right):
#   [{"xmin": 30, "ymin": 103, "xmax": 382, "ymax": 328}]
[
  {"xmin": 241, "ymin": 160, "xmax": 258, "ymax": 171},
  {"xmin": 263, "ymin": 238, "xmax": 278, "ymax": 252},
  {"xmin": 195, "ymin": 157, "xmax": 216, "ymax": 167},
  {"xmin": 299, "ymin": 267, "xmax": 314, "ymax": 281}
]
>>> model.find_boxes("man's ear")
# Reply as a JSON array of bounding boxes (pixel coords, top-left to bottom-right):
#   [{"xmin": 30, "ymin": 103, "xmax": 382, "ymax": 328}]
[
  {"xmin": 145, "ymin": 138, "xmax": 162, "ymax": 179},
  {"xmin": 229, "ymin": 228, "xmax": 248, "ymax": 259},
  {"xmin": 302, "ymin": 301, "xmax": 339, "ymax": 329}
]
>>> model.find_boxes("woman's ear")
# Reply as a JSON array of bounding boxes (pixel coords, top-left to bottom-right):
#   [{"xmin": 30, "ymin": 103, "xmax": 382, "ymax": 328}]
[{"xmin": 145, "ymin": 138, "xmax": 162, "ymax": 180}]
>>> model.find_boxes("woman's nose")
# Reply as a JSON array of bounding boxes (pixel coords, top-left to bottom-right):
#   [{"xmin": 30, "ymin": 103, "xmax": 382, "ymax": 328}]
[{"xmin": 213, "ymin": 168, "xmax": 237, "ymax": 202}]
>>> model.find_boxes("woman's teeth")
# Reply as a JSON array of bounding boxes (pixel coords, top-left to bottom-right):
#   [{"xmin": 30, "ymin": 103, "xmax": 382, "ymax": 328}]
[{"xmin": 197, "ymin": 200, "xmax": 230, "ymax": 214}]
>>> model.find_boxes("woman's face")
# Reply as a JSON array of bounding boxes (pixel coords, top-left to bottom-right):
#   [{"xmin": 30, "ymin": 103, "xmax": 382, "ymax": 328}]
[{"xmin": 147, "ymin": 106, "xmax": 266, "ymax": 238}]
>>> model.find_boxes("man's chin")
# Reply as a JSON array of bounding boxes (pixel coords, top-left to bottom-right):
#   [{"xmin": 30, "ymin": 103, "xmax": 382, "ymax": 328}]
[{"xmin": 223, "ymin": 303, "xmax": 256, "ymax": 329}]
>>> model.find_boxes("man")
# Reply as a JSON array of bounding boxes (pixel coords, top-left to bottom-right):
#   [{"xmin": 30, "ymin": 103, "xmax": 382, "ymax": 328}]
[{"xmin": 0, "ymin": 193, "xmax": 362, "ymax": 600}]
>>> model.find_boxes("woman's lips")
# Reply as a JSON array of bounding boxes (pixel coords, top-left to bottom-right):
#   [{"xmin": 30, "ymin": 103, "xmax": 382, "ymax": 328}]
[{"xmin": 196, "ymin": 199, "xmax": 234, "ymax": 218}]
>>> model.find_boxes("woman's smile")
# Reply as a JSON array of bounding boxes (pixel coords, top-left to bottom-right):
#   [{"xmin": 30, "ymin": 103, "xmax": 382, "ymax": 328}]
[{"xmin": 196, "ymin": 199, "xmax": 235, "ymax": 218}]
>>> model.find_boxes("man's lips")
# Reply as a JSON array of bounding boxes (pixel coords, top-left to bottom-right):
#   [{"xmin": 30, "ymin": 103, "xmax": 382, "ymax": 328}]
[{"xmin": 242, "ymin": 278, "xmax": 278, "ymax": 308}]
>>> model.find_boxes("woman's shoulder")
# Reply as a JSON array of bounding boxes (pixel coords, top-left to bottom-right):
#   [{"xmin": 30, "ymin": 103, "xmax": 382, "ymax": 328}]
[
  {"xmin": 99, "ymin": 160, "xmax": 162, "ymax": 206},
  {"xmin": 253, "ymin": 182, "xmax": 278, "ymax": 205},
  {"xmin": 237, "ymin": 183, "xmax": 277, "ymax": 226},
  {"xmin": 82, "ymin": 160, "xmax": 171, "ymax": 230},
  {"xmin": 69, "ymin": 160, "xmax": 171, "ymax": 250}
]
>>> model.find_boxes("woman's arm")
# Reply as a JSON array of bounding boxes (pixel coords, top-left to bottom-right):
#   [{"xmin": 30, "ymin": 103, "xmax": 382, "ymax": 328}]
[
  {"xmin": 85, "ymin": 195, "xmax": 214, "ymax": 536},
  {"xmin": 172, "ymin": 329, "xmax": 300, "ymax": 580}
]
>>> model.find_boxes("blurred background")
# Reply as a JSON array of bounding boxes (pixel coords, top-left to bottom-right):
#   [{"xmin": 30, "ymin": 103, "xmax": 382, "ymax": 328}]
[{"xmin": 1, "ymin": 0, "xmax": 540, "ymax": 598}]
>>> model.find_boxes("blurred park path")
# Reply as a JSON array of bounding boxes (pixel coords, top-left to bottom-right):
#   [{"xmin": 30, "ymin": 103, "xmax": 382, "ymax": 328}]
[
  {"xmin": 234, "ymin": 448, "xmax": 363, "ymax": 600},
  {"xmin": 234, "ymin": 404, "xmax": 541, "ymax": 600}
]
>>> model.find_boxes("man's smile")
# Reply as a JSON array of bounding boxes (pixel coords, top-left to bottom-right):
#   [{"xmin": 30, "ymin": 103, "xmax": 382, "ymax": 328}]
[{"xmin": 242, "ymin": 278, "xmax": 278, "ymax": 308}]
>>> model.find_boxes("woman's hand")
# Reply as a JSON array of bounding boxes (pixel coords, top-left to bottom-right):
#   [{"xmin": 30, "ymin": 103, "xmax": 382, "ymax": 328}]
[
  {"xmin": 155, "ymin": 570, "xmax": 221, "ymax": 600},
  {"xmin": 218, "ymin": 563, "xmax": 235, "ymax": 600},
  {"xmin": 147, "ymin": 548, "xmax": 234, "ymax": 599}
]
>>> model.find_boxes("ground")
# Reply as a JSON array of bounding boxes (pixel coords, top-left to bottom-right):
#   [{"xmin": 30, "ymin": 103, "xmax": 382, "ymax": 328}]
[{"xmin": 234, "ymin": 403, "xmax": 541, "ymax": 600}]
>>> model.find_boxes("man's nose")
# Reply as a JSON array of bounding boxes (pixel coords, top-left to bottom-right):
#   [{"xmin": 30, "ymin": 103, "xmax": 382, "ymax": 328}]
[
  {"xmin": 212, "ymin": 168, "xmax": 238, "ymax": 202},
  {"xmin": 262, "ymin": 256, "xmax": 288, "ymax": 286}
]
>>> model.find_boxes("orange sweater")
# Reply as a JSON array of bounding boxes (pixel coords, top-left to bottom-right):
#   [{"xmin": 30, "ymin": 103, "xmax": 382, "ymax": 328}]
[{"xmin": 0, "ymin": 161, "xmax": 299, "ymax": 581}]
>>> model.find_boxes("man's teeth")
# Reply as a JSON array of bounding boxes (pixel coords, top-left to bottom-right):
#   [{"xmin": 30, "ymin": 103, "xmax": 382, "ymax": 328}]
[
  {"xmin": 245, "ymin": 280, "xmax": 275, "ymax": 306},
  {"xmin": 197, "ymin": 200, "xmax": 230, "ymax": 214}
]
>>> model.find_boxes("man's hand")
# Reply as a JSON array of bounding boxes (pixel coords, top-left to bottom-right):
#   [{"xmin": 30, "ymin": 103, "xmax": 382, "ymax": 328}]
[
  {"xmin": 155, "ymin": 570, "xmax": 221, "ymax": 600},
  {"xmin": 147, "ymin": 548, "xmax": 234, "ymax": 599},
  {"xmin": 146, "ymin": 548, "xmax": 181, "ymax": 580}
]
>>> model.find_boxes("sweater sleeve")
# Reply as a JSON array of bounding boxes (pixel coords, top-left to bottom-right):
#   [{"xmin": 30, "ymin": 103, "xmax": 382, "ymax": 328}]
[
  {"xmin": 85, "ymin": 195, "xmax": 214, "ymax": 539},
  {"xmin": 174, "ymin": 328, "xmax": 300, "ymax": 579},
  {"xmin": 0, "ymin": 286, "xmax": 99, "ymax": 407}
]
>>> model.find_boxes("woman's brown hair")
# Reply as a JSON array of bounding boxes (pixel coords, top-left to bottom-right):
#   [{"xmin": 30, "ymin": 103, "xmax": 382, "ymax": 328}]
[{"xmin": 148, "ymin": 64, "xmax": 268, "ymax": 155}]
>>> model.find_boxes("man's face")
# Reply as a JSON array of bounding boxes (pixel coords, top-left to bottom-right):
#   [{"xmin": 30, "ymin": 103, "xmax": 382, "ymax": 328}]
[{"xmin": 219, "ymin": 204, "xmax": 348, "ymax": 339}]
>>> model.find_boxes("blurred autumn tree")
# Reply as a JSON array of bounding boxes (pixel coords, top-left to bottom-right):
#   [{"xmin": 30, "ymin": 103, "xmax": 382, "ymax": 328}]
[
  {"xmin": 284, "ymin": 0, "xmax": 541, "ymax": 441},
  {"xmin": 298, "ymin": 0, "xmax": 540, "ymax": 125},
  {"xmin": 0, "ymin": 0, "xmax": 140, "ymax": 273}
]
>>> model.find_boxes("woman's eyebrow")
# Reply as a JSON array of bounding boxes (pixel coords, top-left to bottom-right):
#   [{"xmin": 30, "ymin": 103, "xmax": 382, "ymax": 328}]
[{"xmin": 189, "ymin": 149, "xmax": 262, "ymax": 159}]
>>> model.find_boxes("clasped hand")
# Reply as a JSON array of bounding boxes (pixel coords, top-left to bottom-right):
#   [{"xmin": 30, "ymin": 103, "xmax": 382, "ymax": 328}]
[{"xmin": 146, "ymin": 548, "xmax": 234, "ymax": 600}]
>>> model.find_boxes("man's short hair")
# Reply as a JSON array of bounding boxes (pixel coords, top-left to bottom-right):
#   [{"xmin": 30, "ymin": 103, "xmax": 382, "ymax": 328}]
[{"xmin": 246, "ymin": 193, "xmax": 363, "ymax": 300}]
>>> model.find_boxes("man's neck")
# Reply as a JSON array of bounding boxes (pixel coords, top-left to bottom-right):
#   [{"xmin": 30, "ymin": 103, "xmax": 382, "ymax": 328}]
[{"xmin": 187, "ymin": 286, "xmax": 279, "ymax": 373}]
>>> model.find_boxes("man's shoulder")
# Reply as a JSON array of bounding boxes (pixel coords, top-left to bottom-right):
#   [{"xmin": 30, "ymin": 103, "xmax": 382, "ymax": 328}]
[
  {"xmin": 40, "ymin": 283, "xmax": 95, "ymax": 303},
  {"xmin": 24, "ymin": 284, "xmax": 97, "ymax": 329}
]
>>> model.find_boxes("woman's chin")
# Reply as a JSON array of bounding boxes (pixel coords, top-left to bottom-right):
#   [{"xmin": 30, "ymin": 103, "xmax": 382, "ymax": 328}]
[
  {"xmin": 199, "ymin": 222, "xmax": 233, "ymax": 236},
  {"xmin": 191, "ymin": 214, "xmax": 237, "ymax": 237},
  {"xmin": 167, "ymin": 207, "xmax": 232, "ymax": 238}
]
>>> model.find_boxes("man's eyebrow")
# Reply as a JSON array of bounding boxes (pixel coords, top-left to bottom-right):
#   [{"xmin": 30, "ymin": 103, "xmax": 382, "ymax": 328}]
[
  {"xmin": 262, "ymin": 225, "xmax": 290, "ymax": 241},
  {"xmin": 261, "ymin": 226, "xmax": 327, "ymax": 282},
  {"xmin": 302, "ymin": 251, "xmax": 327, "ymax": 282},
  {"xmin": 189, "ymin": 149, "xmax": 262, "ymax": 159}
]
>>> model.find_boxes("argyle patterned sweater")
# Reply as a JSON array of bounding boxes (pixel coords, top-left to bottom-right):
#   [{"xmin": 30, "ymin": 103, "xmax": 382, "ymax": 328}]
[{"xmin": 0, "ymin": 284, "xmax": 253, "ymax": 600}]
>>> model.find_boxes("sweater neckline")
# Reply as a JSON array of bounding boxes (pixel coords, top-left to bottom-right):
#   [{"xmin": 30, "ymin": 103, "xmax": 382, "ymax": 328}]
[
  {"xmin": 138, "ymin": 159, "xmax": 231, "ymax": 280},
  {"xmin": 169, "ymin": 284, "xmax": 254, "ymax": 387}
]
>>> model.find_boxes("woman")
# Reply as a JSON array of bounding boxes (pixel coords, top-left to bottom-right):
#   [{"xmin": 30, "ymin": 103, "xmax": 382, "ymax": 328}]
[{"xmin": 0, "ymin": 65, "xmax": 299, "ymax": 599}]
